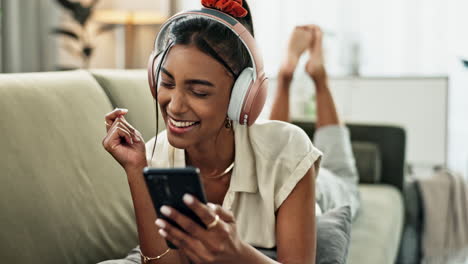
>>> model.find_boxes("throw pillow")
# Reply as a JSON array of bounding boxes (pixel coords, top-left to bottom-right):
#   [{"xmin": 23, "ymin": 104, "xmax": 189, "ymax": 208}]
[
  {"xmin": 256, "ymin": 205, "xmax": 352, "ymax": 263},
  {"xmin": 316, "ymin": 205, "xmax": 352, "ymax": 264}
]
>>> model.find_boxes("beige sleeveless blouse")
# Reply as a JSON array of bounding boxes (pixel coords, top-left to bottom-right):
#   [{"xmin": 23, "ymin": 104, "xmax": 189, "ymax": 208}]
[{"xmin": 145, "ymin": 120, "xmax": 322, "ymax": 248}]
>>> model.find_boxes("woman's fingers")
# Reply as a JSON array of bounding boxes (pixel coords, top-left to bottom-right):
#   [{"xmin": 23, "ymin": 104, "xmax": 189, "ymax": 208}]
[
  {"xmin": 207, "ymin": 203, "xmax": 235, "ymax": 223},
  {"xmin": 158, "ymin": 203, "xmax": 224, "ymax": 252},
  {"xmin": 107, "ymin": 116, "xmax": 142, "ymax": 144},
  {"xmin": 105, "ymin": 108, "xmax": 128, "ymax": 132},
  {"xmin": 118, "ymin": 116, "xmax": 143, "ymax": 142},
  {"xmin": 111, "ymin": 126, "xmax": 133, "ymax": 147},
  {"xmin": 104, "ymin": 108, "xmax": 144, "ymax": 143},
  {"xmin": 103, "ymin": 125, "xmax": 134, "ymax": 152},
  {"xmin": 156, "ymin": 219, "xmax": 212, "ymax": 262},
  {"xmin": 158, "ymin": 205, "xmax": 209, "ymax": 239},
  {"xmin": 182, "ymin": 194, "xmax": 220, "ymax": 228}
]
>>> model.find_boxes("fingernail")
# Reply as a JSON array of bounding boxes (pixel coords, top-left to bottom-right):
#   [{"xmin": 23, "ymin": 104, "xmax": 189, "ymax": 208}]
[
  {"xmin": 135, "ymin": 136, "xmax": 141, "ymax": 142},
  {"xmin": 160, "ymin": 206, "xmax": 171, "ymax": 216},
  {"xmin": 183, "ymin": 194, "xmax": 194, "ymax": 205},
  {"xmin": 207, "ymin": 203, "xmax": 217, "ymax": 210},
  {"xmin": 159, "ymin": 229, "xmax": 168, "ymax": 237},
  {"xmin": 119, "ymin": 108, "xmax": 128, "ymax": 112},
  {"xmin": 155, "ymin": 219, "xmax": 166, "ymax": 228}
]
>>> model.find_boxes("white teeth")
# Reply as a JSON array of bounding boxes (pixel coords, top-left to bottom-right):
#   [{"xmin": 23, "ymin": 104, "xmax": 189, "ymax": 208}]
[{"xmin": 169, "ymin": 118, "xmax": 196, "ymax": 128}]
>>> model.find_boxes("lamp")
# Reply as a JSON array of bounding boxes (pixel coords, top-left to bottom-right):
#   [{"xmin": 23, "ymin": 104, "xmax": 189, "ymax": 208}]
[{"xmin": 94, "ymin": 10, "xmax": 168, "ymax": 68}]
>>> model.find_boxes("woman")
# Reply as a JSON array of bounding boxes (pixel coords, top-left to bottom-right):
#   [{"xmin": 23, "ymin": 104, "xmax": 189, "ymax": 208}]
[{"xmin": 101, "ymin": 1, "xmax": 321, "ymax": 263}]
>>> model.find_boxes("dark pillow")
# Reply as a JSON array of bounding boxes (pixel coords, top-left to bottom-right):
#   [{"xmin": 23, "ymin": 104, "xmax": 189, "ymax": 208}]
[
  {"xmin": 256, "ymin": 206, "xmax": 352, "ymax": 263},
  {"xmin": 352, "ymin": 142, "xmax": 382, "ymax": 183},
  {"xmin": 316, "ymin": 206, "xmax": 352, "ymax": 264}
]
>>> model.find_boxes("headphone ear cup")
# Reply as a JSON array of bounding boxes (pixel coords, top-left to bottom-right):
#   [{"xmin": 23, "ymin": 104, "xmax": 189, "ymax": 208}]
[{"xmin": 227, "ymin": 67, "xmax": 254, "ymax": 122}]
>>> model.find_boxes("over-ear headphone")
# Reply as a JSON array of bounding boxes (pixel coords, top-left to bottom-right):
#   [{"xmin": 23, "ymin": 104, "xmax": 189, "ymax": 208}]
[{"xmin": 147, "ymin": 8, "xmax": 268, "ymax": 126}]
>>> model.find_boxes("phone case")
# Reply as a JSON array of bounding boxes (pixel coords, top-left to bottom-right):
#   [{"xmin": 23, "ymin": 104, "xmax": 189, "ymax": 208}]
[{"xmin": 143, "ymin": 167, "xmax": 208, "ymax": 249}]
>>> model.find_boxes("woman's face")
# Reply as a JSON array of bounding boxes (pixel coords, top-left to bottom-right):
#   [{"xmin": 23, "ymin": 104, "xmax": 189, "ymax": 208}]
[{"xmin": 157, "ymin": 44, "xmax": 235, "ymax": 149}]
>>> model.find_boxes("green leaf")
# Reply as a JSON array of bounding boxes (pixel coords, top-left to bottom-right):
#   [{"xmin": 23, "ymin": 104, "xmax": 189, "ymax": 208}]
[
  {"xmin": 55, "ymin": 0, "xmax": 78, "ymax": 12},
  {"xmin": 51, "ymin": 28, "xmax": 80, "ymax": 40},
  {"xmin": 55, "ymin": 0, "xmax": 94, "ymax": 25}
]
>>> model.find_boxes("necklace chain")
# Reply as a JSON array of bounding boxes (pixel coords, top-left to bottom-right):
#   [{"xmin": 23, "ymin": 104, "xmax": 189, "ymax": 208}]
[{"xmin": 203, "ymin": 162, "xmax": 235, "ymax": 179}]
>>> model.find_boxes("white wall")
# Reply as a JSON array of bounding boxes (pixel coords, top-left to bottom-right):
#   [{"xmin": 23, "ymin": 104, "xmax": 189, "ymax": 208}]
[
  {"xmin": 264, "ymin": 75, "xmax": 449, "ymax": 173},
  {"xmin": 447, "ymin": 0, "xmax": 468, "ymax": 178}
]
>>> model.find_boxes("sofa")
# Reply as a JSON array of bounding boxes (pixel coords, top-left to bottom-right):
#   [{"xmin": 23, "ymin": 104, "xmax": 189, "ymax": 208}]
[{"xmin": 0, "ymin": 70, "xmax": 420, "ymax": 263}]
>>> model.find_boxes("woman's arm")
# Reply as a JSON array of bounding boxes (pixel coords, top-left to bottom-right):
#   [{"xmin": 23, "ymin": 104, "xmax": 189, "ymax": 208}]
[
  {"xmin": 276, "ymin": 166, "xmax": 317, "ymax": 264},
  {"xmin": 234, "ymin": 166, "xmax": 317, "ymax": 264},
  {"xmin": 102, "ymin": 108, "xmax": 184, "ymax": 264}
]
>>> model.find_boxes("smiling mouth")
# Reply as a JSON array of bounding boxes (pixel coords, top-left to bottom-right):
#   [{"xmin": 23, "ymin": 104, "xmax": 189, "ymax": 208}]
[{"xmin": 168, "ymin": 117, "xmax": 200, "ymax": 128}]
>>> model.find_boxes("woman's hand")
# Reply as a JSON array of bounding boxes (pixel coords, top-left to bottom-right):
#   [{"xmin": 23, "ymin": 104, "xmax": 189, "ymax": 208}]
[
  {"xmin": 155, "ymin": 194, "xmax": 245, "ymax": 264},
  {"xmin": 102, "ymin": 108, "xmax": 147, "ymax": 172}
]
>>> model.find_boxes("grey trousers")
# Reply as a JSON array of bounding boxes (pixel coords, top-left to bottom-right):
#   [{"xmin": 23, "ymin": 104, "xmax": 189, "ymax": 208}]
[
  {"xmin": 313, "ymin": 125, "xmax": 361, "ymax": 219},
  {"xmin": 98, "ymin": 125, "xmax": 361, "ymax": 264}
]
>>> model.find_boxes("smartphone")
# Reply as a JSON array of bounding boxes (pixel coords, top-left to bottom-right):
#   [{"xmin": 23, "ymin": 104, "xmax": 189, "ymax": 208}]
[{"xmin": 143, "ymin": 167, "xmax": 208, "ymax": 249}]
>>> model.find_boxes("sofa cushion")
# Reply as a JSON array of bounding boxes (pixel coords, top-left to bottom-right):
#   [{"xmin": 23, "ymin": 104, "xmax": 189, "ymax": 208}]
[
  {"xmin": 351, "ymin": 142, "xmax": 382, "ymax": 184},
  {"xmin": 91, "ymin": 70, "xmax": 165, "ymax": 141},
  {"xmin": 347, "ymin": 184, "xmax": 404, "ymax": 264},
  {"xmin": 0, "ymin": 71, "xmax": 138, "ymax": 263}
]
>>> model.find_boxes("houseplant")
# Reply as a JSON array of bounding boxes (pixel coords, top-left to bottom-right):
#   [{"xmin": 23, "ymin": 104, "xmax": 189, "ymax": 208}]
[{"xmin": 52, "ymin": 0, "xmax": 115, "ymax": 69}]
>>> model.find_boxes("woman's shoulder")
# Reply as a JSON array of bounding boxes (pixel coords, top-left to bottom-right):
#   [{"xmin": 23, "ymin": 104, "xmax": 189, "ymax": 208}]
[
  {"xmin": 241, "ymin": 120, "xmax": 322, "ymax": 211},
  {"xmin": 145, "ymin": 130, "xmax": 167, "ymax": 148},
  {"xmin": 145, "ymin": 130, "xmax": 168, "ymax": 162},
  {"xmin": 245, "ymin": 120, "xmax": 318, "ymax": 161},
  {"xmin": 250, "ymin": 119, "xmax": 308, "ymax": 137}
]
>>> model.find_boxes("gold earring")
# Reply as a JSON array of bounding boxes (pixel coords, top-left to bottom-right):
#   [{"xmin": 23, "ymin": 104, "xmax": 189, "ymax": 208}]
[{"xmin": 225, "ymin": 116, "xmax": 232, "ymax": 129}]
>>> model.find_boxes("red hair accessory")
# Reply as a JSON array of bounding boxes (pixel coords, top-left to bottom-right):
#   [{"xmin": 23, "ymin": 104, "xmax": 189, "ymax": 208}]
[{"xmin": 201, "ymin": 0, "xmax": 248, "ymax": 18}]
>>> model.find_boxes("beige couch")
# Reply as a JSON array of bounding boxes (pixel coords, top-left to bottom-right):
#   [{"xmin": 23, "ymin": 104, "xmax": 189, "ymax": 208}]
[{"xmin": 0, "ymin": 70, "xmax": 404, "ymax": 263}]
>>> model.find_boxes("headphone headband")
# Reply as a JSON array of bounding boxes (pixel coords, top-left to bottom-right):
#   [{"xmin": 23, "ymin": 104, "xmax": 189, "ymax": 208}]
[{"xmin": 154, "ymin": 8, "xmax": 265, "ymax": 80}]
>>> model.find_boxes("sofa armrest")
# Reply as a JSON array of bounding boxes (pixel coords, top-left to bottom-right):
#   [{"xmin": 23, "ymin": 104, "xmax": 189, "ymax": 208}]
[
  {"xmin": 396, "ymin": 178, "xmax": 424, "ymax": 264},
  {"xmin": 292, "ymin": 121, "xmax": 406, "ymax": 192}
]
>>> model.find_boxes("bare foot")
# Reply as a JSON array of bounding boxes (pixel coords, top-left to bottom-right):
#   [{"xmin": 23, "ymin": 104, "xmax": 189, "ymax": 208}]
[
  {"xmin": 280, "ymin": 26, "xmax": 314, "ymax": 77},
  {"xmin": 305, "ymin": 25, "xmax": 327, "ymax": 82}
]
